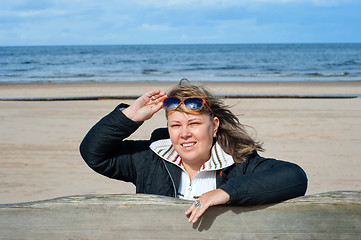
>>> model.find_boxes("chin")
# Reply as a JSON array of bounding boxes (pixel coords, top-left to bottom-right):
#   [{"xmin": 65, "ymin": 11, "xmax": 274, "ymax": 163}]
[{"xmin": 181, "ymin": 153, "xmax": 202, "ymax": 163}]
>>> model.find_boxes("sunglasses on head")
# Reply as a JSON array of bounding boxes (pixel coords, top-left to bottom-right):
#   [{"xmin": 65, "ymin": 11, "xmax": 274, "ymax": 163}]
[{"xmin": 163, "ymin": 96, "xmax": 214, "ymax": 115}]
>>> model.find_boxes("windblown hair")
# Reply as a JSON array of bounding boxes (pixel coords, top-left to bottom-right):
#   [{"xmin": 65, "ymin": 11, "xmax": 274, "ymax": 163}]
[{"xmin": 166, "ymin": 78, "xmax": 263, "ymax": 164}]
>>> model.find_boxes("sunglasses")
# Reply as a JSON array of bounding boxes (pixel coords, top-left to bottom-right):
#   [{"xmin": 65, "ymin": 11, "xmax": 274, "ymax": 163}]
[{"xmin": 163, "ymin": 96, "xmax": 214, "ymax": 115}]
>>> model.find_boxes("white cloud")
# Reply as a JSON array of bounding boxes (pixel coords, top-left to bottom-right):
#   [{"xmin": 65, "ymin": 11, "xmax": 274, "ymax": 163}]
[
  {"xmin": 0, "ymin": 0, "xmax": 359, "ymax": 45},
  {"xmin": 310, "ymin": 0, "xmax": 340, "ymax": 6},
  {"xmin": 128, "ymin": 0, "xmax": 351, "ymax": 8},
  {"xmin": 141, "ymin": 23, "xmax": 173, "ymax": 31},
  {"xmin": 1, "ymin": 9, "xmax": 67, "ymax": 18}
]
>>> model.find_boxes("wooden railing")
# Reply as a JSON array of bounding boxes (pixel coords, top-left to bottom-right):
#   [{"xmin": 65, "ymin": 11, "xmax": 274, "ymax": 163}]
[{"xmin": 0, "ymin": 191, "xmax": 360, "ymax": 239}]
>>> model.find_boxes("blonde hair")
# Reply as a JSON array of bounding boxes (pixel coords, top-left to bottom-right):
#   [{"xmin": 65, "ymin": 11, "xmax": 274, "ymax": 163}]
[{"xmin": 166, "ymin": 78, "xmax": 263, "ymax": 164}]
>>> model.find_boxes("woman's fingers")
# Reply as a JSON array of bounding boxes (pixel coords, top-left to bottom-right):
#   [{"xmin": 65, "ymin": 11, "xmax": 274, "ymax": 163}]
[
  {"xmin": 146, "ymin": 91, "xmax": 167, "ymax": 114},
  {"xmin": 185, "ymin": 201, "xmax": 198, "ymax": 216},
  {"xmin": 146, "ymin": 91, "xmax": 166, "ymax": 105},
  {"xmin": 146, "ymin": 90, "xmax": 166, "ymax": 101},
  {"xmin": 122, "ymin": 90, "xmax": 166, "ymax": 122},
  {"xmin": 185, "ymin": 189, "xmax": 230, "ymax": 223},
  {"xmin": 186, "ymin": 201, "xmax": 210, "ymax": 223}
]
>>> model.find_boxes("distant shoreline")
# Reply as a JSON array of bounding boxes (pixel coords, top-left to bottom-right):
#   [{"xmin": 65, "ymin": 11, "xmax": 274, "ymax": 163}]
[
  {"xmin": 1, "ymin": 79, "xmax": 361, "ymax": 85},
  {"xmin": 1, "ymin": 42, "xmax": 361, "ymax": 47},
  {"xmin": 1, "ymin": 81, "xmax": 361, "ymax": 100}
]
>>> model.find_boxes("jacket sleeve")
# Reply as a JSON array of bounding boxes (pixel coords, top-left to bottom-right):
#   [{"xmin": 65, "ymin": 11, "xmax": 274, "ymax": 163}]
[
  {"xmin": 218, "ymin": 151, "xmax": 308, "ymax": 205},
  {"xmin": 79, "ymin": 104, "xmax": 151, "ymax": 184}
]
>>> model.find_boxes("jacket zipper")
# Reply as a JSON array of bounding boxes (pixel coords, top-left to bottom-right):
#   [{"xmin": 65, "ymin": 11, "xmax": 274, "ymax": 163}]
[{"xmin": 162, "ymin": 161, "xmax": 177, "ymax": 198}]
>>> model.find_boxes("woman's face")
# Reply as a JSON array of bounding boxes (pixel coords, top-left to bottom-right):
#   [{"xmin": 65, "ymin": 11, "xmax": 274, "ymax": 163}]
[{"xmin": 167, "ymin": 110, "xmax": 219, "ymax": 167}]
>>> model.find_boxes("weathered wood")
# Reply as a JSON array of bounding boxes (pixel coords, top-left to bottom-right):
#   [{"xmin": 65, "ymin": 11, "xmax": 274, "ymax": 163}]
[
  {"xmin": 0, "ymin": 93, "xmax": 358, "ymax": 101},
  {"xmin": 0, "ymin": 191, "xmax": 360, "ymax": 239}
]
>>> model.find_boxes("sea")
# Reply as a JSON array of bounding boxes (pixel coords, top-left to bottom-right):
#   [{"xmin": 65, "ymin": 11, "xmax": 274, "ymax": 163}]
[{"xmin": 0, "ymin": 43, "xmax": 360, "ymax": 83}]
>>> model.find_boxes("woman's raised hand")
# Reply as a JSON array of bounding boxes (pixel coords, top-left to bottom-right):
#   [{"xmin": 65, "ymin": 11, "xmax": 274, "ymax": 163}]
[{"xmin": 122, "ymin": 90, "xmax": 167, "ymax": 122}]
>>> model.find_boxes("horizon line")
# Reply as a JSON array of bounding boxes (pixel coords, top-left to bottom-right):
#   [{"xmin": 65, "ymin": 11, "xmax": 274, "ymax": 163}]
[{"xmin": 1, "ymin": 42, "xmax": 361, "ymax": 48}]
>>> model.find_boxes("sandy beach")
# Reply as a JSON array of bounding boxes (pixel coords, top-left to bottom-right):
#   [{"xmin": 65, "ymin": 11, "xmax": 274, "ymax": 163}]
[{"xmin": 0, "ymin": 81, "xmax": 360, "ymax": 204}]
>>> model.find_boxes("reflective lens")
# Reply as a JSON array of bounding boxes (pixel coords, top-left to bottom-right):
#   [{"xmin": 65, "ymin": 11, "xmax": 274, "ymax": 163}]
[
  {"xmin": 163, "ymin": 97, "xmax": 181, "ymax": 110},
  {"xmin": 163, "ymin": 96, "xmax": 213, "ymax": 115},
  {"xmin": 183, "ymin": 98, "xmax": 204, "ymax": 110}
]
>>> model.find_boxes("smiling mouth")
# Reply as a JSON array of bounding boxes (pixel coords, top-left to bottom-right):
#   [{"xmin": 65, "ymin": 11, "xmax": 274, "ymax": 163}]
[{"xmin": 181, "ymin": 142, "xmax": 196, "ymax": 147}]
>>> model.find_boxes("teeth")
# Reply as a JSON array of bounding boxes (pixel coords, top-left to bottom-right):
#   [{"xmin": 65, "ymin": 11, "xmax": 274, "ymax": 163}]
[{"xmin": 182, "ymin": 142, "xmax": 195, "ymax": 147}]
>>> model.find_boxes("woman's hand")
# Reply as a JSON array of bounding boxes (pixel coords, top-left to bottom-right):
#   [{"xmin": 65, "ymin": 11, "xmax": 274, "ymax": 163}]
[
  {"xmin": 185, "ymin": 189, "xmax": 230, "ymax": 223},
  {"xmin": 122, "ymin": 90, "xmax": 166, "ymax": 122}
]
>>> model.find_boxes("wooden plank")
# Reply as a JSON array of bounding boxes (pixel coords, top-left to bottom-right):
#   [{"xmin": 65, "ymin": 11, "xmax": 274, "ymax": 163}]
[
  {"xmin": 0, "ymin": 94, "xmax": 359, "ymax": 101},
  {"xmin": 0, "ymin": 191, "xmax": 360, "ymax": 239}
]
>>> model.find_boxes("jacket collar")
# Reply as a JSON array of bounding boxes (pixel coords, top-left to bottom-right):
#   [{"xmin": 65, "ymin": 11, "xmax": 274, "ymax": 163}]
[{"xmin": 150, "ymin": 139, "xmax": 234, "ymax": 171}]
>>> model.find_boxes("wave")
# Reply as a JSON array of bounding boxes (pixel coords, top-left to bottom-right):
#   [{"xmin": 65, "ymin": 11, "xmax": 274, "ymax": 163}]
[
  {"xmin": 142, "ymin": 69, "xmax": 170, "ymax": 75},
  {"xmin": 21, "ymin": 60, "xmax": 40, "ymax": 65},
  {"xmin": 45, "ymin": 61, "xmax": 82, "ymax": 66},
  {"xmin": 0, "ymin": 74, "xmax": 22, "ymax": 78},
  {"xmin": 305, "ymin": 72, "xmax": 351, "ymax": 77},
  {"xmin": 215, "ymin": 72, "xmax": 355, "ymax": 78},
  {"xmin": 215, "ymin": 73, "xmax": 293, "ymax": 78},
  {"xmin": 181, "ymin": 65, "xmax": 251, "ymax": 71},
  {"xmin": 326, "ymin": 60, "xmax": 359, "ymax": 67},
  {"xmin": 28, "ymin": 74, "xmax": 96, "ymax": 79}
]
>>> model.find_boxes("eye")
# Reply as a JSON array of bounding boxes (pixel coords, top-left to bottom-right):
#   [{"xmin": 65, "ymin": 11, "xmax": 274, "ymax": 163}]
[
  {"xmin": 170, "ymin": 124, "xmax": 181, "ymax": 127},
  {"xmin": 190, "ymin": 122, "xmax": 200, "ymax": 125}
]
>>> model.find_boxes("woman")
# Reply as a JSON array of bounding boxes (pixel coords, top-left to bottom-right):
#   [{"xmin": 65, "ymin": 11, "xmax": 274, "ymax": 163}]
[{"xmin": 80, "ymin": 79, "xmax": 307, "ymax": 223}]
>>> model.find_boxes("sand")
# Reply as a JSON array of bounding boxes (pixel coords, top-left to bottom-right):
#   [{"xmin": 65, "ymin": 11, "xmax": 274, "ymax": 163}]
[{"xmin": 0, "ymin": 81, "xmax": 360, "ymax": 204}]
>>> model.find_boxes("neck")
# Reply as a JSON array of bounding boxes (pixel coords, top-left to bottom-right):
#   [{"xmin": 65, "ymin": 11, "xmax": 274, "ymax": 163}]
[{"xmin": 182, "ymin": 161, "xmax": 203, "ymax": 181}]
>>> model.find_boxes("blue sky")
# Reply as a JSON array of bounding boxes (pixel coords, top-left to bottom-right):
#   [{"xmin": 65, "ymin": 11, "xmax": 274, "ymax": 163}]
[{"xmin": 0, "ymin": 0, "xmax": 360, "ymax": 46}]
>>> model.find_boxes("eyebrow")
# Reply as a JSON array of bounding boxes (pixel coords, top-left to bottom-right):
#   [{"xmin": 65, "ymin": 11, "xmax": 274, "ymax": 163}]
[
  {"xmin": 168, "ymin": 117, "xmax": 203, "ymax": 123},
  {"xmin": 188, "ymin": 117, "xmax": 203, "ymax": 122}
]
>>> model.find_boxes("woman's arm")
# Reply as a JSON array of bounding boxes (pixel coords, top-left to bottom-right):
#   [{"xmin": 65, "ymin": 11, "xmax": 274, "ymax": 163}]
[
  {"xmin": 219, "ymin": 152, "xmax": 308, "ymax": 205},
  {"xmin": 79, "ymin": 104, "xmax": 147, "ymax": 183},
  {"xmin": 185, "ymin": 153, "xmax": 307, "ymax": 223},
  {"xmin": 79, "ymin": 90, "xmax": 166, "ymax": 183}
]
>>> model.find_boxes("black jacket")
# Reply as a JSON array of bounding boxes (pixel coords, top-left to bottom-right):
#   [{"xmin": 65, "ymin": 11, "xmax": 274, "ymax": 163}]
[{"xmin": 80, "ymin": 104, "xmax": 308, "ymax": 205}]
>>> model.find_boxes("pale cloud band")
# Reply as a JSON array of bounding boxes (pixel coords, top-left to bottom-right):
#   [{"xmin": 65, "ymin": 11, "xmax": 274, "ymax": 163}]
[{"xmin": 0, "ymin": 0, "xmax": 359, "ymax": 45}]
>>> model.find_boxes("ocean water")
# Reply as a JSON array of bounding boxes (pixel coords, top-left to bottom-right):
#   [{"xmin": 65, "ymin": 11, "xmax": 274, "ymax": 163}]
[{"xmin": 0, "ymin": 43, "xmax": 360, "ymax": 83}]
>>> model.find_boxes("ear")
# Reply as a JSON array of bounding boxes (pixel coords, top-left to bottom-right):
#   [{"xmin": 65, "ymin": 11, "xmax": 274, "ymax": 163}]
[{"xmin": 212, "ymin": 117, "xmax": 220, "ymax": 137}]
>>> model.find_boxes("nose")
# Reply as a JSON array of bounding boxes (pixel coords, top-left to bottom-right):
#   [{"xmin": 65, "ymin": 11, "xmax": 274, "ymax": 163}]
[{"xmin": 180, "ymin": 126, "xmax": 192, "ymax": 139}]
